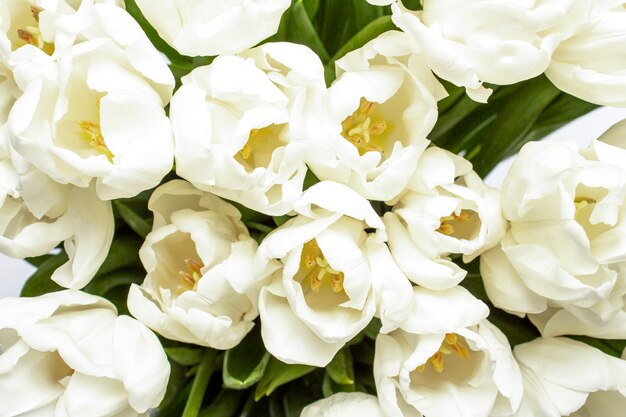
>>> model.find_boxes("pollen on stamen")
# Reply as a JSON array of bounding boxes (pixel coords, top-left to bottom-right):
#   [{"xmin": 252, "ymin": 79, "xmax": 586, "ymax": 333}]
[
  {"xmin": 416, "ymin": 333, "xmax": 471, "ymax": 373},
  {"xmin": 436, "ymin": 210, "xmax": 472, "ymax": 236},
  {"xmin": 177, "ymin": 258, "xmax": 204, "ymax": 294},
  {"xmin": 341, "ymin": 98, "xmax": 390, "ymax": 156}
]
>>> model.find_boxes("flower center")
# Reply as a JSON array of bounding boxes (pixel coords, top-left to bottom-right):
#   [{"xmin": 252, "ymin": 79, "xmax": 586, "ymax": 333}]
[
  {"xmin": 341, "ymin": 99, "xmax": 391, "ymax": 156},
  {"xmin": 436, "ymin": 210, "xmax": 473, "ymax": 237},
  {"xmin": 14, "ymin": 6, "xmax": 54, "ymax": 55},
  {"xmin": 298, "ymin": 239, "xmax": 345, "ymax": 293},
  {"xmin": 235, "ymin": 124, "xmax": 284, "ymax": 173},
  {"xmin": 416, "ymin": 333, "xmax": 470, "ymax": 373},
  {"xmin": 78, "ymin": 120, "xmax": 113, "ymax": 162},
  {"xmin": 176, "ymin": 258, "xmax": 204, "ymax": 294}
]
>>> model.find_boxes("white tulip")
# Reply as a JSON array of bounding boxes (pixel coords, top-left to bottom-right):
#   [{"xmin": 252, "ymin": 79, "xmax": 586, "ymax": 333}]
[
  {"xmin": 384, "ymin": 147, "xmax": 504, "ymax": 290},
  {"xmin": 300, "ymin": 392, "xmax": 386, "ymax": 417},
  {"xmin": 171, "ymin": 42, "xmax": 325, "ymax": 215},
  {"xmin": 374, "ymin": 286, "xmax": 522, "ymax": 417},
  {"xmin": 390, "ymin": 0, "xmax": 579, "ymax": 102},
  {"xmin": 0, "ymin": 290, "xmax": 170, "ymax": 417},
  {"xmin": 308, "ymin": 30, "xmax": 446, "ymax": 202},
  {"xmin": 546, "ymin": 3, "xmax": 626, "ymax": 107},
  {"xmin": 513, "ymin": 337, "xmax": 626, "ymax": 417},
  {"xmin": 127, "ymin": 180, "xmax": 263, "ymax": 350},
  {"xmin": 256, "ymin": 181, "xmax": 410, "ymax": 366},
  {"xmin": 0, "ymin": 0, "xmax": 124, "ymax": 64},
  {"xmin": 134, "ymin": 0, "xmax": 290, "ymax": 56},
  {"xmin": 8, "ymin": 3, "xmax": 174, "ymax": 200},
  {"xmin": 481, "ymin": 134, "xmax": 626, "ymax": 338}
]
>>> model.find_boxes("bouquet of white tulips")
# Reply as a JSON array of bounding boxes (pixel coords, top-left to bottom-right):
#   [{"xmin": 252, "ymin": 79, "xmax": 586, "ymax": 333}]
[{"xmin": 2, "ymin": 0, "xmax": 626, "ymax": 416}]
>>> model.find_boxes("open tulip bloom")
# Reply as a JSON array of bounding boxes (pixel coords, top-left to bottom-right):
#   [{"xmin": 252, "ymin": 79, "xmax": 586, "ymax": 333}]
[{"xmin": 2, "ymin": 0, "xmax": 626, "ymax": 416}]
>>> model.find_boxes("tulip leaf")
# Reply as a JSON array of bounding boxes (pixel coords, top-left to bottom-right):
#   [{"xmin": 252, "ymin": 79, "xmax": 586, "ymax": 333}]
[
  {"xmin": 165, "ymin": 347, "xmax": 206, "ymax": 366},
  {"xmin": 273, "ymin": 215, "xmax": 292, "ymax": 227},
  {"xmin": 303, "ymin": 0, "xmax": 320, "ymax": 19},
  {"xmin": 83, "ymin": 268, "xmax": 144, "ymax": 296},
  {"xmin": 124, "ymin": 0, "xmax": 193, "ymax": 65},
  {"xmin": 199, "ymin": 389, "xmax": 246, "ymax": 417},
  {"xmin": 318, "ymin": 0, "xmax": 354, "ymax": 57},
  {"xmin": 113, "ymin": 200, "xmax": 152, "ymax": 238},
  {"xmin": 157, "ymin": 362, "xmax": 188, "ymax": 411},
  {"xmin": 20, "ymin": 252, "xmax": 67, "ymax": 297},
  {"xmin": 570, "ymin": 336, "xmax": 626, "ymax": 358},
  {"xmin": 326, "ymin": 348, "xmax": 355, "ymax": 385},
  {"xmin": 329, "ymin": 15, "xmax": 396, "ymax": 64},
  {"xmin": 182, "ymin": 350, "xmax": 218, "ymax": 417},
  {"xmin": 471, "ymin": 75, "xmax": 561, "ymax": 177},
  {"xmin": 322, "ymin": 372, "xmax": 356, "ymax": 397},
  {"xmin": 156, "ymin": 381, "xmax": 192, "ymax": 417},
  {"xmin": 287, "ymin": 0, "xmax": 330, "ymax": 63},
  {"xmin": 223, "ymin": 326, "xmax": 271, "ymax": 390},
  {"xmin": 461, "ymin": 261, "xmax": 540, "ymax": 347},
  {"xmin": 518, "ymin": 92, "xmax": 599, "ymax": 144},
  {"xmin": 351, "ymin": 0, "xmax": 387, "ymax": 32},
  {"xmin": 255, "ymin": 357, "xmax": 315, "ymax": 400},
  {"xmin": 94, "ymin": 234, "xmax": 143, "ymax": 277},
  {"xmin": 24, "ymin": 253, "xmax": 55, "ymax": 267}
]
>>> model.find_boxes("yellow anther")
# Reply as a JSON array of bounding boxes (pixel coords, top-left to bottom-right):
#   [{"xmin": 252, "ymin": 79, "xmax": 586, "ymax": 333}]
[
  {"xmin": 416, "ymin": 333, "xmax": 470, "ymax": 373},
  {"xmin": 299, "ymin": 240, "xmax": 345, "ymax": 293},
  {"xmin": 239, "ymin": 144, "xmax": 252, "ymax": 160},
  {"xmin": 177, "ymin": 258, "xmax": 204, "ymax": 294},
  {"xmin": 437, "ymin": 210, "xmax": 471, "ymax": 236},
  {"xmin": 31, "ymin": 6, "xmax": 42, "ymax": 22},
  {"xmin": 341, "ymin": 98, "xmax": 390, "ymax": 156},
  {"xmin": 431, "ymin": 352, "xmax": 444, "ymax": 373},
  {"xmin": 436, "ymin": 223, "xmax": 455, "ymax": 236},
  {"xmin": 79, "ymin": 120, "xmax": 114, "ymax": 161}
]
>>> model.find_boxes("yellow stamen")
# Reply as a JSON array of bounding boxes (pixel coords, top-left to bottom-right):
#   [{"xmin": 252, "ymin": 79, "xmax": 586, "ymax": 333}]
[
  {"xmin": 299, "ymin": 240, "xmax": 345, "ymax": 293},
  {"xmin": 436, "ymin": 210, "xmax": 472, "ymax": 236},
  {"xmin": 176, "ymin": 258, "xmax": 204, "ymax": 294},
  {"xmin": 15, "ymin": 6, "xmax": 54, "ymax": 55},
  {"xmin": 416, "ymin": 333, "xmax": 470, "ymax": 373},
  {"xmin": 341, "ymin": 98, "xmax": 390, "ymax": 156},
  {"xmin": 79, "ymin": 120, "xmax": 114, "ymax": 162},
  {"xmin": 31, "ymin": 6, "xmax": 42, "ymax": 22}
]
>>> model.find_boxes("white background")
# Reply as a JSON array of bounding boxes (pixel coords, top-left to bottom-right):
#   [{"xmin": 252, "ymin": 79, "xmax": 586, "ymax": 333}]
[{"xmin": 2, "ymin": 106, "xmax": 626, "ymax": 298}]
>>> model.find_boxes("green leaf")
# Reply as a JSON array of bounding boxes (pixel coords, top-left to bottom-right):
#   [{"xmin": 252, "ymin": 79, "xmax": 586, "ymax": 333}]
[
  {"xmin": 363, "ymin": 317, "xmax": 382, "ymax": 340},
  {"xmin": 255, "ymin": 357, "xmax": 315, "ymax": 400},
  {"xmin": 351, "ymin": 0, "xmax": 386, "ymax": 32},
  {"xmin": 165, "ymin": 347, "xmax": 206, "ymax": 366},
  {"xmin": 519, "ymin": 93, "xmax": 598, "ymax": 144},
  {"xmin": 94, "ymin": 234, "xmax": 143, "ymax": 277},
  {"xmin": 569, "ymin": 336, "xmax": 626, "ymax": 358},
  {"xmin": 24, "ymin": 253, "xmax": 55, "ymax": 267},
  {"xmin": 199, "ymin": 389, "xmax": 245, "ymax": 417},
  {"xmin": 246, "ymin": 222, "xmax": 275, "ymax": 235},
  {"xmin": 84, "ymin": 268, "xmax": 144, "ymax": 296},
  {"xmin": 329, "ymin": 16, "xmax": 396, "ymax": 64},
  {"xmin": 156, "ymin": 381, "xmax": 192, "ymax": 416},
  {"xmin": 124, "ymin": 0, "xmax": 193, "ymax": 65},
  {"xmin": 158, "ymin": 362, "xmax": 188, "ymax": 411},
  {"xmin": 471, "ymin": 75, "xmax": 561, "ymax": 177},
  {"xmin": 288, "ymin": 0, "xmax": 330, "ymax": 63},
  {"xmin": 318, "ymin": 0, "xmax": 354, "ymax": 58},
  {"xmin": 303, "ymin": 169, "xmax": 320, "ymax": 190},
  {"xmin": 273, "ymin": 215, "xmax": 292, "ymax": 227},
  {"xmin": 114, "ymin": 200, "xmax": 151, "ymax": 238},
  {"xmin": 460, "ymin": 260, "xmax": 540, "ymax": 347},
  {"xmin": 223, "ymin": 326, "xmax": 271, "ymax": 390},
  {"xmin": 326, "ymin": 348, "xmax": 355, "ymax": 385},
  {"xmin": 182, "ymin": 350, "xmax": 217, "ymax": 417},
  {"xmin": 20, "ymin": 252, "xmax": 66, "ymax": 297},
  {"xmin": 322, "ymin": 372, "xmax": 356, "ymax": 397},
  {"xmin": 303, "ymin": 0, "xmax": 320, "ymax": 19}
]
